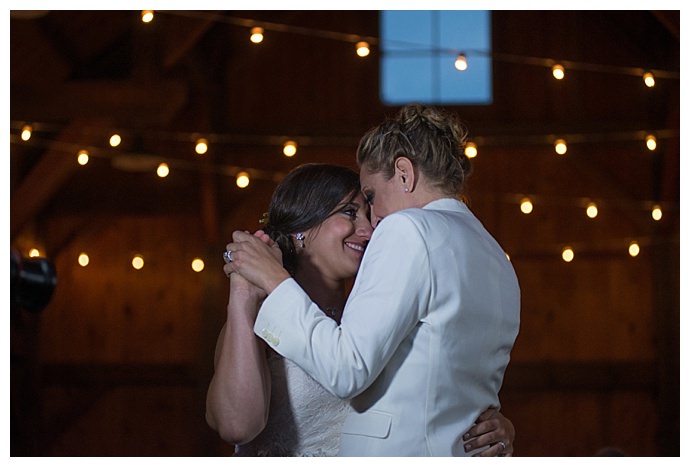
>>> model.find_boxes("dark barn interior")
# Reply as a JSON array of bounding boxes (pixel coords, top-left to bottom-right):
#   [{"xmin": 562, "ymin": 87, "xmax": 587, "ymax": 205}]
[{"xmin": 10, "ymin": 10, "xmax": 679, "ymax": 456}]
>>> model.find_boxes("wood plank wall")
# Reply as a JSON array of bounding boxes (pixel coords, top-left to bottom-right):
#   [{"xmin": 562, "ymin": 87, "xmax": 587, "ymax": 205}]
[{"xmin": 11, "ymin": 180, "xmax": 677, "ymax": 456}]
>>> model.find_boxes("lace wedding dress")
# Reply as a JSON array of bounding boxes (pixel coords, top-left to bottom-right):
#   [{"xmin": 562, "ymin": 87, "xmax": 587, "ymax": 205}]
[{"xmin": 234, "ymin": 352, "xmax": 350, "ymax": 457}]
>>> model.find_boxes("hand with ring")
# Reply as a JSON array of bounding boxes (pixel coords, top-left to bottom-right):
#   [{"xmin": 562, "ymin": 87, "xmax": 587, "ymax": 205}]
[
  {"xmin": 223, "ymin": 249, "xmax": 233, "ymax": 264},
  {"xmin": 462, "ymin": 407, "xmax": 515, "ymax": 456},
  {"xmin": 222, "ymin": 249, "xmax": 234, "ymax": 278}
]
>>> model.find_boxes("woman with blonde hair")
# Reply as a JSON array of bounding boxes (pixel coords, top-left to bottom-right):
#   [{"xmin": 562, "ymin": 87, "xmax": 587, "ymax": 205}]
[{"xmin": 223, "ymin": 105, "xmax": 520, "ymax": 456}]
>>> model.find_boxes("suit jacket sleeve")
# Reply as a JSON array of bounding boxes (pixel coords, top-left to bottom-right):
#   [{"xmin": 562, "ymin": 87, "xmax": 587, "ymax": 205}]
[{"xmin": 253, "ymin": 213, "xmax": 431, "ymax": 399}]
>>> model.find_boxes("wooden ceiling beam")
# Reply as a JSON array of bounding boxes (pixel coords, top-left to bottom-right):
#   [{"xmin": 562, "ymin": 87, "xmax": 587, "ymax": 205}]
[
  {"xmin": 11, "ymin": 120, "xmax": 109, "ymax": 239},
  {"xmin": 161, "ymin": 13, "xmax": 219, "ymax": 70},
  {"xmin": 10, "ymin": 80, "xmax": 187, "ymax": 126}
]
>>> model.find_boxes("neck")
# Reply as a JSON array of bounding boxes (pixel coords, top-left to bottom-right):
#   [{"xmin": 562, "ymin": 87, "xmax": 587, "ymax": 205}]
[
  {"xmin": 294, "ymin": 263, "xmax": 345, "ymax": 322},
  {"xmin": 408, "ymin": 188, "xmax": 455, "ymax": 209},
  {"xmin": 407, "ymin": 175, "xmax": 457, "ymax": 208}
]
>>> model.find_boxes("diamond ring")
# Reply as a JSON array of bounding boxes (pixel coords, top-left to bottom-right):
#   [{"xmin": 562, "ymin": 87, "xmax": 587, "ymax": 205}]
[{"xmin": 223, "ymin": 250, "xmax": 233, "ymax": 263}]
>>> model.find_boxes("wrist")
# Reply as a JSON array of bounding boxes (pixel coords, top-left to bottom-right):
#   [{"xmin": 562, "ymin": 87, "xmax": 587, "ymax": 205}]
[{"xmin": 264, "ymin": 272, "xmax": 291, "ymax": 295}]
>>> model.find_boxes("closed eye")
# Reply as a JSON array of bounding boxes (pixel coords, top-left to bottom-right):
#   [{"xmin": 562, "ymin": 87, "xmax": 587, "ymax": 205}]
[{"xmin": 363, "ymin": 191, "xmax": 374, "ymax": 205}]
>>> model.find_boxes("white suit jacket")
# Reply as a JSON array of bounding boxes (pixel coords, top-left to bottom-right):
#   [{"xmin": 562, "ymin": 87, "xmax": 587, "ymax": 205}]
[{"xmin": 254, "ymin": 198, "xmax": 520, "ymax": 456}]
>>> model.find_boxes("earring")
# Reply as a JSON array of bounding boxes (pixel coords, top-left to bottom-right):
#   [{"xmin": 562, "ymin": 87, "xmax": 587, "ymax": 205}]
[{"xmin": 295, "ymin": 232, "xmax": 305, "ymax": 248}]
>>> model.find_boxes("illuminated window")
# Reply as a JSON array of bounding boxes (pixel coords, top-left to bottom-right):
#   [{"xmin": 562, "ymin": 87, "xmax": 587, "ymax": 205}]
[{"xmin": 380, "ymin": 11, "xmax": 492, "ymax": 105}]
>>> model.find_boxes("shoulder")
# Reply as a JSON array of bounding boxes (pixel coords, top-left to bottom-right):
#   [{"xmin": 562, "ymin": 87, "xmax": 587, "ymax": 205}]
[
  {"xmin": 373, "ymin": 209, "xmax": 426, "ymax": 240},
  {"xmin": 376, "ymin": 201, "xmax": 462, "ymax": 235}
]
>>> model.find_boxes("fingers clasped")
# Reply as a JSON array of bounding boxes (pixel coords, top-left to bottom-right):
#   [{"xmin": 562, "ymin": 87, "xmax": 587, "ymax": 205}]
[{"xmin": 221, "ymin": 230, "xmax": 288, "ymax": 294}]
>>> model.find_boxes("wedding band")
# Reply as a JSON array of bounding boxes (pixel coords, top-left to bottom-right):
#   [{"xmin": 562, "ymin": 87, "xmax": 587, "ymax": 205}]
[
  {"xmin": 497, "ymin": 441, "xmax": 506, "ymax": 451},
  {"xmin": 223, "ymin": 250, "xmax": 233, "ymax": 263}
]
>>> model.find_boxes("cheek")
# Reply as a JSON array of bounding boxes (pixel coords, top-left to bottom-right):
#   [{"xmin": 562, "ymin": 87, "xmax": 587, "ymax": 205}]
[
  {"xmin": 326, "ymin": 219, "xmax": 355, "ymax": 241},
  {"xmin": 377, "ymin": 193, "xmax": 395, "ymax": 216}
]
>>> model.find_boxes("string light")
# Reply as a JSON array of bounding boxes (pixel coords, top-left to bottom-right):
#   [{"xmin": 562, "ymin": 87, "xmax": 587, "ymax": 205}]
[
  {"xmin": 10, "ymin": 119, "xmax": 677, "ymax": 167},
  {"xmin": 454, "ymin": 53, "xmax": 468, "ymax": 71},
  {"xmin": 21, "ymin": 125, "xmax": 32, "ymax": 141},
  {"xmin": 9, "ymin": 9, "xmax": 678, "ymax": 275},
  {"xmin": 109, "ymin": 133, "xmax": 122, "ymax": 147},
  {"xmin": 191, "ymin": 258, "xmax": 205, "ymax": 272},
  {"xmin": 141, "ymin": 10, "xmax": 154, "ymax": 23},
  {"xmin": 464, "ymin": 141, "xmax": 477, "ymax": 158},
  {"xmin": 554, "ymin": 138, "xmax": 568, "ymax": 155},
  {"xmin": 552, "ymin": 64, "xmax": 565, "ymax": 80},
  {"xmin": 355, "ymin": 41, "xmax": 370, "ymax": 57},
  {"xmin": 250, "ymin": 27, "xmax": 264, "ymax": 44},
  {"xmin": 520, "ymin": 197, "xmax": 533, "ymax": 214},
  {"xmin": 150, "ymin": 11, "xmax": 678, "ymax": 83},
  {"xmin": 38, "ymin": 235, "xmax": 657, "ymax": 274},
  {"xmin": 236, "ymin": 171, "xmax": 250, "ymax": 188},
  {"xmin": 77, "ymin": 149, "xmax": 89, "ymax": 166},
  {"xmin": 585, "ymin": 202, "xmax": 598, "ymax": 219},
  {"xmin": 283, "ymin": 140, "xmax": 297, "ymax": 157},
  {"xmin": 195, "ymin": 138, "xmax": 208, "ymax": 155},
  {"xmin": 157, "ymin": 162, "xmax": 170, "ymax": 178},
  {"xmin": 132, "ymin": 254, "xmax": 144, "ymax": 270}
]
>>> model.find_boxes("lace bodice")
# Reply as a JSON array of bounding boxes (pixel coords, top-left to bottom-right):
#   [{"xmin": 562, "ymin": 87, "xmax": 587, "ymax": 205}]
[{"xmin": 234, "ymin": 353, "xmax": 349, "ymax": 457}]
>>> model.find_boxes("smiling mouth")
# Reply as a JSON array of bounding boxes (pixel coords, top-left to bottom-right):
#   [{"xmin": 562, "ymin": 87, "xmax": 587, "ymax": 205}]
[{"xmin": 345, "ymin": 242, "xmax": 365, "ymax": 253}]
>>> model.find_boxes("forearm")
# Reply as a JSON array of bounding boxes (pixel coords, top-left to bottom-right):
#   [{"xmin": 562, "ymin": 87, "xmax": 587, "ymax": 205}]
[
  {"xmin": 206, "ymin": 295, "xmax": 271, "ymax": 445},
  {"xmin": 254, "ymin": 276, "xmax": 424, "ymax": 399}
]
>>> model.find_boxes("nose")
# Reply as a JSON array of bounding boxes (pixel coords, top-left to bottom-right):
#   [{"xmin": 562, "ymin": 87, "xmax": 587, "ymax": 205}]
[
  {"xmin": 369, "ymin": 206, "xmax": 382, "ymax": 229},
  {"xmin": 356, "ymin": 216, "xmax": 373, "ymax": 240}
]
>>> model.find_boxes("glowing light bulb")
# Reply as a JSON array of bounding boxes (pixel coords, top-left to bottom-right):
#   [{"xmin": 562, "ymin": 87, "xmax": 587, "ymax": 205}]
[
  {"xmin": 586, "ymin": 202, "xmax": 598, "ymax": 219},
  {"xmin": 283, "ymin": 140, "xmax": 297, "ymax": 157},
  {"xmin": 132, "ymin": 255, "xmax": 144, "ymax": 270},
  {"xmin": 628, "ymin": 241, "xmax": 640, "ymax": 257},
  {"xmin": 561, "ymin": 247, "xmax": 574, "ymax": 263},
  {"xmin": 645, "ymin": 134, "xmax": 657, "ymax": 151},
  {"xmin": 21, "ymin": 125, "xmax": 32, "ymax": 141},
  {"xmin": 464, "ymin": 141, "xmax": 477, "ymax": 158},
  {"xmin": 141, "ymin": 10, "xmax": 154, "ymax": 23},
  {"xmin": 554, "ymin": 139, "xmax": 567, "ymax": 155},
  {"xmin": 195, "ymin": 138, "xmax": 208, "ymax": 155},
  {"xmin": 454, "ymin": 53, "xmax": 468, "ymax": 71},
  {"xmin": 77, "ymin": 149, "xmax": 90, "ymax": 166},
  {"xmin": 651, "ymin": 205, "xmax": 662, "ymax": 221},
  {"xmin": 356, "ymin": 41, "xmax": 370, "ymax": 57},
  {"xmin": 191, "ymin": 258, "xmax": 205, "ymax": 272},
  {"xmin": 78, "ymin": 253, "xmax": 90, "ymax": 267},
  {"xmin": 643, "ymin": 72, "xmax": 655, "ymax": 88},
  {"xmin": 552, "ymin": 64, "xmax": 565, "ymax": 80},
  {"xmin": 236, "ymin": 171, "xmax": 250, "ymax": 188},
  {"xmin": 250, "ymin": 27, "xmax": 264, "ymax": 44},
  {"xmin": 157, "ymin": 162, "xmax": 169, "ymax": 178},
  {"xmin": 520, "ymin": 197, "xmax": 533, "ymax": 214},
  {"xmin": 29, "ymin": 248, "xmax": 40, "ymax": 257},
  {"xmin": 109, "ymin": 133, "xmax": 121, "ymax": 147}
]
